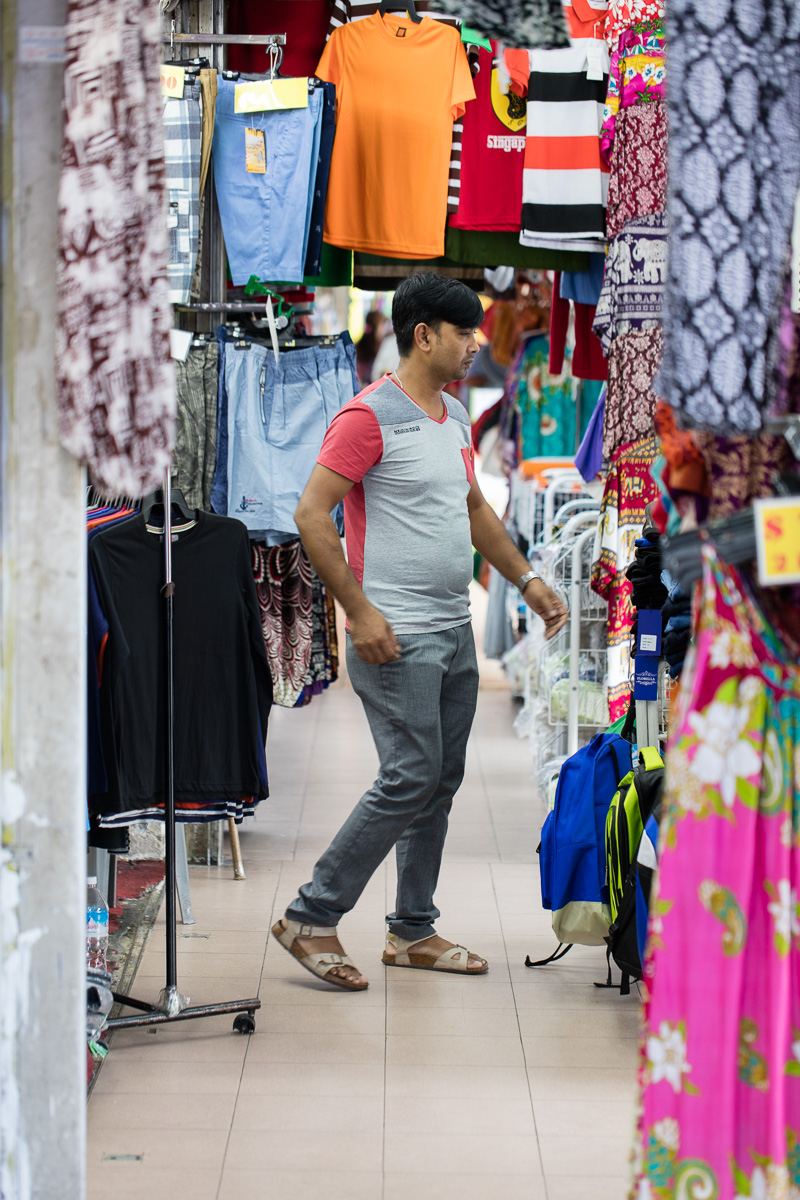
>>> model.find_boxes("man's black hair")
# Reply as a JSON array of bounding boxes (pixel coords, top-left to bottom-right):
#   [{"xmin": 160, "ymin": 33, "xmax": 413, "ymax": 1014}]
[{"xmin": 392, "ymin": 272, "xmax": 484, "ymax": 357}]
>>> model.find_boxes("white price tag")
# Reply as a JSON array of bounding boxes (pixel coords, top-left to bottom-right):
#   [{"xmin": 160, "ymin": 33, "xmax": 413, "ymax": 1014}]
[
  {"xmin": 170, "ymin": 330, "xmax": 194, "ymax": 362},
  {"xmin": 586, "ymin": 40, "xmax": 606, "ymax": 81}
]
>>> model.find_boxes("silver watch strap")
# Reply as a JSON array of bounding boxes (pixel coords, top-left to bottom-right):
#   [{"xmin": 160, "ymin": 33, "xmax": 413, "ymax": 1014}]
[{"xmin": 517, "ymin": 570, "xmax": 542, "ymax": 592}]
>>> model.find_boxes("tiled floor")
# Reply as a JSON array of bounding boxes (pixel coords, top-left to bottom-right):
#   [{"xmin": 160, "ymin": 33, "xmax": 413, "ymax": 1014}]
[{"xmin": 87, "ymin": 620, "xmax": 640, "ymax": 1200}]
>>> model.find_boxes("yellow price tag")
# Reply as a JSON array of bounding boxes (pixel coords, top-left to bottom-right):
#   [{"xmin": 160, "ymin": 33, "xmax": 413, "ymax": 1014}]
[
  {"xmin": 234, "ymin": 77, "xmax": 308, "ymax": 114},
  {"xmin": 161, "ymin": 65, "xmax": 185, "ymax": 99},
  {"xmin": 754, "ymin": 496, "xmax": 800, "ymax": 586},
  {"xmin": 245, "ymin": 128, "xmax": 266, "ymax": 174}
]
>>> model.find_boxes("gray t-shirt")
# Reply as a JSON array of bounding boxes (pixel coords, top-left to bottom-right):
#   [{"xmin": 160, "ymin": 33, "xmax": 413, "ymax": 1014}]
[{"xmin": 317, "ymin": 376, "xmax": 475, "ymax": 634}]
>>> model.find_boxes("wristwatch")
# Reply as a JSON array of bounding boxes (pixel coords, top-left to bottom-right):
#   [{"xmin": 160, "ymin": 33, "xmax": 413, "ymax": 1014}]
[{"xmin": 517, "ymin": 569, "xmax": 543, "ymax": 593}]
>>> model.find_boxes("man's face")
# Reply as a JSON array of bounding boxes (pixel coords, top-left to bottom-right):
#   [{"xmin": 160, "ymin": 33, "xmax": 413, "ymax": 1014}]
[{"xmin": 429, "ymin": 321, "xmax": 480, "ymax": 381}]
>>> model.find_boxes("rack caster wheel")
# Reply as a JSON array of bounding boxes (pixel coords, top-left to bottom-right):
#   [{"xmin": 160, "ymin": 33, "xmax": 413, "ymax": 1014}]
[{"xmin": 233, "ymin": 1013, "xmax": 256, "ymax": 1035}]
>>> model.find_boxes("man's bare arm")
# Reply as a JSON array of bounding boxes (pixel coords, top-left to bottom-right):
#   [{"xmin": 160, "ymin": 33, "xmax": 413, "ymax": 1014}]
[
  {"xmin": 295, "ymin": 465, "xmax": 402, "ymax": 664},
  {"xmin": 467, "ymin": 477, "xmax": 568, "ymax": 641}
]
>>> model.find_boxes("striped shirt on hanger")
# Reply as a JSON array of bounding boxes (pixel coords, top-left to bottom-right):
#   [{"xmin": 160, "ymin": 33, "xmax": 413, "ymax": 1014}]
[
  {"xmin": 326, "ymin": 0, "xmax": 480, "ymax": 214},
  {"xmin": 507, "ymin": 5, "xmax": 610, "ymax": 253}
]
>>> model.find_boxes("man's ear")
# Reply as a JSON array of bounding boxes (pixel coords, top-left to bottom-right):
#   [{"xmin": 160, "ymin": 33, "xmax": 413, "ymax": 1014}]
[{"xmin": 413, "ymin": 322, "xmax": 432, "ymax": 354}]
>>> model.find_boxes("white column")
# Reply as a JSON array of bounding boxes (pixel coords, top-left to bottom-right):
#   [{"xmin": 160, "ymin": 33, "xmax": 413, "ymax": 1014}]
[{"xmin": 1, "ymin": 6, "xmax": 87, "ymax": 1199}]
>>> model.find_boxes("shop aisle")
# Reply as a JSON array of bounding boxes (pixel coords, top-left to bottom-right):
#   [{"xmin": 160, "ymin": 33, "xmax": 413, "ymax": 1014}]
[{"xmin": 86, "ymin": 675, "xmax": 639, "ymax": 1200}]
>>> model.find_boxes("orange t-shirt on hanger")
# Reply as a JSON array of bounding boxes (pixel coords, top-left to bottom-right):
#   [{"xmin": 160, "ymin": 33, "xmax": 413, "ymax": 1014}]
[{"xmin": 315, "ymin": 12, "xmax": 476, "ymax": 259}]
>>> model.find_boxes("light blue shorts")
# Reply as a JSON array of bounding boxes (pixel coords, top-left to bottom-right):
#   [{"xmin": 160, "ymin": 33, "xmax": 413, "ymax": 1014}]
[
  {"xmin": 212, "ymin": 79, "xmax": 323, "ymax": 286},
  {"xmin": 226, "ymin": 337, "xmax": 358, "ymax": 537}
]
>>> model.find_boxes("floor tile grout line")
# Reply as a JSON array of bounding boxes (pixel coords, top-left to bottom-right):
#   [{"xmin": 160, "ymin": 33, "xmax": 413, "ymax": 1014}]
[
  {"xmin": 215, "ymin": 857, "xmax": 284, "ymax": 1198},
  {"xmin": 289, "ymin": 699, "xmax": 324, "ymax": 860},
  {"xmin": 472, "ymin": 710, "xmax": 504, "ymax": 863},
  {"xmin": 490, "ymin": 861, "xmax": 551, "ymax": 1200}
]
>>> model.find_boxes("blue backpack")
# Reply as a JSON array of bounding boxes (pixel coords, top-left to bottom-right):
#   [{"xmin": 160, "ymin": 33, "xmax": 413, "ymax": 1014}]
[{"xmin": 538, "ymin": 731, "xmax": 632, "ymax": 947}]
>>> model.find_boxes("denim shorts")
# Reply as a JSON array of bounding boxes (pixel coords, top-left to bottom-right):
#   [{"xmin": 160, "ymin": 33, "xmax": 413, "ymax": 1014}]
[
  {"xmin": 226, "ymin": 336, "xmax": 358, "ymax": 537},
  {"xmin": 212, "ymin": 78, "xmax": 323, "ymax": 286}
]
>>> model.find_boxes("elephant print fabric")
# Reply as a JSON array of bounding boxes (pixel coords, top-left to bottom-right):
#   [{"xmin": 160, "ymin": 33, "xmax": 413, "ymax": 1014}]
[
  {"xmin": 593, "ymin": 212, "xmax": 667, "ymax": 355},
  {"xmin": 633, "ymin": 544, "xmax": 800, "ymax": 1200}
]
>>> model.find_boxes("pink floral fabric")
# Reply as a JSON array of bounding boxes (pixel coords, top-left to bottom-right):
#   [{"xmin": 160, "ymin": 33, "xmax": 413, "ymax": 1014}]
[
  {"xmin": 633, "ymin": 544, "xmax": 800, "ymax": 1199},
  {"xmin": 601, "ymin": 21, "xmax": 665, "ymax": 162},
  {"xmin": 605, "ymin": 0, "xmax": 664, "ymax": 53},
  {"xmin": 606, "ymin": 101, "xmax": 668, "ymax": 241}
]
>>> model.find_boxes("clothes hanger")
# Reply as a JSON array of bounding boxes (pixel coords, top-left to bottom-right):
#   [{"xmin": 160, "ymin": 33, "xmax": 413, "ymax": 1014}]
[
  {"xmin": 378, "ymin": 0, "xmax": 423, "ymax": 23},
  {"xmin": 140, "ymin": 485, "xmax": 196, "ymax": 526}
]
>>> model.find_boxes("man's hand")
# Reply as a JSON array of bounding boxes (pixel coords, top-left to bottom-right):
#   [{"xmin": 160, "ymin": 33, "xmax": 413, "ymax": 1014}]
[
  {"xmin": 349, "ymin": 604, "xmax": 402, "ymax": 664},
  {"xmin": 523, "ymin": 580, "xmax": 568, "ymax": 641}
]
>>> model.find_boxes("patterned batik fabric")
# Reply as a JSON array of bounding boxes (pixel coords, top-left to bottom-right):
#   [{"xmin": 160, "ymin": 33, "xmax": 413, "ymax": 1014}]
[
  {"xmin": 633, "ymin": 544, "xmax": 800, "ymax": 1200},
  {"xmin": 434, "ymin": 0, "xmax": 569, "ymax": 48},
  {"xmin": 56, "ymin": 0, "xmax": 175, "ymax": 497},
  {"xmin": 163, "ymin": 82, "xmax": 202, "ymax": 305},
  {"xmin": 593, "ymin": 213, "xmax": 667, "ymax": 355},
  {"xmin": 604, "ymin": 325, "xmax": 663, "ymax": 461},
  {"xmin": 693, "ymin": 432, "xmax": 795, "ymax": 523},
  {"xmin": 251, "ymin": 541, "xmax": 314, "ymax": 708},
  {"xmin": 604, "ymin": 0, "xmax": 664, "ymax": 52},
  {"xmin": 515, "ymin": 334, "xmax": 578, "ymax": 460},
  {"xmin": 658, "ymin": 1, "xmax": 800, "ymax": 436},
  {"xmin": 591, "ymin": 435, "xmax": 659, "ymax": 720},
  {"xmin": 601, "ymin": 19, "xmax": 665, "ymax": 162},
  {"xmin": 606, "ymin": 101, "xmax": 668, "ymax": 240}
]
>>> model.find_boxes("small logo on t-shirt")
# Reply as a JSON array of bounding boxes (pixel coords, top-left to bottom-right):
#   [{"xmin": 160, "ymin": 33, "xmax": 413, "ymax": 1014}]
[
  {"xmin": 393, "ymin": 425, "xmax": 421, "ymax": 435},
  {"xmin": 234, "ymin": 495, "xmax": 262, "ymax": 513},
  {"xmin": 395, "ymin": 26, "xmax": 406, "ymax": 36}
]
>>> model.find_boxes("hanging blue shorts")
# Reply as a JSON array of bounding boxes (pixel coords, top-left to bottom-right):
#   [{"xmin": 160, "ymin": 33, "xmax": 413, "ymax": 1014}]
[{"xmin": 212, "ymin": 78, "xmax": 323, "ymax": 285}]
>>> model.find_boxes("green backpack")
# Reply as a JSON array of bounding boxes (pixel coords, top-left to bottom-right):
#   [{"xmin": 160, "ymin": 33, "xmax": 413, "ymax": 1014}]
[{"xmin": 605, "ymin": 746, "xmax": 664, "ymax": 926}]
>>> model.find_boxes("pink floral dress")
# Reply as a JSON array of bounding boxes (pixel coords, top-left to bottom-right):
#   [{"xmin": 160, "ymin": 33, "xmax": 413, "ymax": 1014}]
[{"xmin": 632, "ymin": 544, "xmax": 800, "ymax": 1199}]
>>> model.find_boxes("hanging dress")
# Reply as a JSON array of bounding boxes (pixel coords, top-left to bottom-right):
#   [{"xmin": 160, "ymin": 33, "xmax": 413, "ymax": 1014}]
[{"xmin": 632, "ymin": 544, "xmax": 800, "ymax": 1200}]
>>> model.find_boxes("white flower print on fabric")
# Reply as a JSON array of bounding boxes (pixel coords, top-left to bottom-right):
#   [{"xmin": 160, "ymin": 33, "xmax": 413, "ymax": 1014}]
[
  {"xmin": 646, "ymin": 1020, "xmax": 695, "ymax": 1094},
  {"xmin": 688, "ymin": 700, "xmax": 762, "ymax": 809},
  {"xmin": 707, "ymin": 622, "xmax": 757, "ymax": 670},
  {"xmin": 652, "ymin": 1117, "xmax": 680, "ymax": 1153},
  {"xmin": 765, "ymin": 879, "xmax": 800, "ymax": 956},
  {"xmin": 734, "ymin": 1164, "xmax": 800, "ymax": 1200}
]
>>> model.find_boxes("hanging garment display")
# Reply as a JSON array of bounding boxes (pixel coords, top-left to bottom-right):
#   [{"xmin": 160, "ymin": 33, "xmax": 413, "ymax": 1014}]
[
  {"xmin": 56, "ymin": 0, "xmax": 175, "ymax": 498},
  {"xmin": 560, "ymin": 253, "xmax": 606, "ymax": 305},
  {"xmin": 212, "ymin": 78, "xmax": 325, "ymax": 285},
  {"xmin": 600, "ymin": 19, "xmax": 665, "ymax": 162},
  {"xmin": 304, "ymin": 82, "xmax": 337, "ymax": 278},
  {"xmin": 604, "ymin": 325, "xmax": 662, "ymax": 460},
  {"xmin": 449, "ymin": 42, "xmax": 527, "ymax": 233},
  {"xmin": 605, "ymin": 101, "xmax": 667, "ymax": 240},
  {"xmin": 604, "ymin": 0, "xmax": 663, "ymax": 52},
  {"xmin": 500, "ymin": 332, "xmax": 582, "ymax": 461},
  {"xmin": 223, "ymin": 335, "xmax": 358, "ymax": 538},
  {"xmin": 316, "ymin": 13, "xmax": 475, "ymax": 258},
  {"xmin": 593, "ymin": 213, "xmax": 667, "ymax": 355},
  {"xmin": 173, "ymin": 338, "xmax": 219, "ymax": 512},
  {"xmin": 693, "ymin": 432, "xmax": 795, "ymax": 523},
  {"xmin": 550, "ymin": 272, "xmax": 608, "ymax": 381},
  {"xmin": 251, "ymin": 540, "xmax": 314, "ymax": 708},
  {"xmin": 326, "ymin": 0, "xmax": 483, "ymax": 216},
  {"xmin": 632, "ymin": 545, "xmax": 800, "ymax": 1200},
  {"xmin": 433, "ymin": 0, "xmax": 569, "ymax": 49},
  {"xmin": 591, "ymin": 434, "xmax": 659, "ymax": 720},
  {"xmin": 507, "ymin": 8, "xmax": 610, "ymax": 253},
  {"xmin": 444, "ymin": 226, "xmax": 590, "ymax": 271},
  {"xmin": 89, "ymin": 512, "xmax": 273, "ymax": 826},
  {"xmin": 658, "ymin": 1, "xmax": 800, "ymax": 435},
  {"xmin": 164, "ymin": 81, "xmax": 203, "ymax": 305}
]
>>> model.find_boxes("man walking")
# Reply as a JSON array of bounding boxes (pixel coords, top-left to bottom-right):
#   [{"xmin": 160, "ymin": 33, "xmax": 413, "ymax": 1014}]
[{"xmin": 272, "ymin": 274, "xmax": 568, "ymax": 989}]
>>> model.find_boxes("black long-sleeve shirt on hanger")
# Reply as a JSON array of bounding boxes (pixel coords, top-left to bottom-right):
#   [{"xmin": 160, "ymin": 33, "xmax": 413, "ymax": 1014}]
[{"xmin": 89, "ymin": 512, "xmax": 273, "ymax": 819}]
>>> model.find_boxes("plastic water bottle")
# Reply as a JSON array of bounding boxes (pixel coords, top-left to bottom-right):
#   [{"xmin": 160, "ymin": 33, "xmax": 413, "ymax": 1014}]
[{"xmin": 86, "ymin": 877, "xmax": 109, "ymax": 970}]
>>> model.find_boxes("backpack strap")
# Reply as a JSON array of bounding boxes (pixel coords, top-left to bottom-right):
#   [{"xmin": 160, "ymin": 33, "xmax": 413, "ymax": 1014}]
[
  {"xmin": 525, "ymin": 944, "xmax": 573, "ymax": 968},
  {"xmin": 639, "ymin": 746, "xmax": 664, "ymax": 773}
]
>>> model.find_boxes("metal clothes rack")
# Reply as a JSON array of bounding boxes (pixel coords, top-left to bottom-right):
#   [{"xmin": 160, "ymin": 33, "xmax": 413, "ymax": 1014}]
[{"xmin": 106, "ymin": 475, "xmax": 260, "ymax": 1034}]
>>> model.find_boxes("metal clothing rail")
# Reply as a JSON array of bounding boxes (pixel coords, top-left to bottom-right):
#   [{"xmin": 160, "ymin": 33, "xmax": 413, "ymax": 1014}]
[
  {"xmin": 106, "ymin": 473, "xmax": 260, "ymax": 1035},
  {"xmin": 161, "ymin": 32, "xmax": 286, "ymax": 44}
]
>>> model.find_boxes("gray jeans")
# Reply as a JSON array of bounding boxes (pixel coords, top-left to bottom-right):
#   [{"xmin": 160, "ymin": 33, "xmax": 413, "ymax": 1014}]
[{"xmin": 286, "ymin": 623, "xmax": 480, "ymax": 940}]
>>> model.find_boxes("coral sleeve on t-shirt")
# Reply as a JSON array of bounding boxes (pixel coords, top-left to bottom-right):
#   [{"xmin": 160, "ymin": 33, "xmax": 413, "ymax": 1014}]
[{"xmin": 317, "ymin": 400, "xmax": 384, "ymax": 483}]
